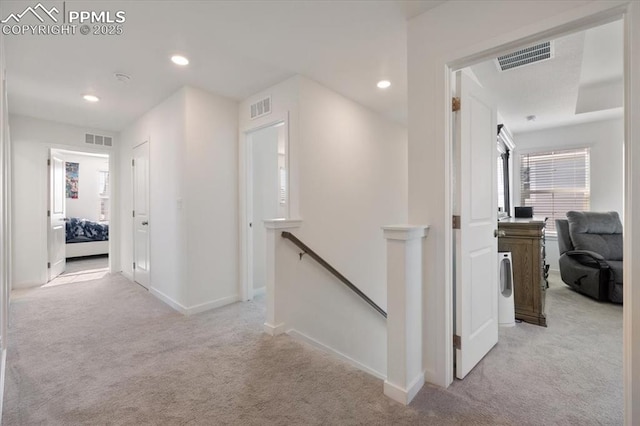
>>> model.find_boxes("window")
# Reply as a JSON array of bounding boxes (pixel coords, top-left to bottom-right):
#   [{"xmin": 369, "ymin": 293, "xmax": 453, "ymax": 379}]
[
  {"xmin": 98, "ymin": 170, "xmax": 110, "ymax": 221},
  {"xmin": 520, "ymin": 147, "xmax": 590, "ymax": 235}
]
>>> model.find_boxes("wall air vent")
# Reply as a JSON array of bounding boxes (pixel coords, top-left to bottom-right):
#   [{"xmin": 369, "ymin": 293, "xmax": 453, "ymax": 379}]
[
  {"xmin": 495, "ymin": 41, "xmax": 553, "ymax": 72},
  {"xmin": 85, "ymin": 133, "xmax": 113, "ymax": 147},
  {"xmin": 250, "ymin": 96, "xmax": 272, "ymax": 120}
]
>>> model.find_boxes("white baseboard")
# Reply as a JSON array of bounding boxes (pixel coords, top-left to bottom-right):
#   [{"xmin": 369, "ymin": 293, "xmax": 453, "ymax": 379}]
[
  {"xmin": 11, "ymin": 281, "xmax": 43, "ymax": 290},
  {"xmin": 384, "ymin": 372, "xmax": 425, "ymax": 405},
  {"xmin": 121, "ymin": 271, "xmax": 134, "ymax": 281},
  {"xmin": 185, "ymin": 295, "xmax": 239, "ymax": 316},
  {"xmin": 0, "ymin": 348, "xmax": 6, "ymax": 421},
  {"xmin": 287, "ymin": 329, "xmax": 386, "ymax": 380},
  {"xmin": 263, "ymin": 322, "xmax": 286, "ymax": 336},
  {"xmin": 149, "ymin": 287, "xmax": 238, "ymax": 316},
  {"xmin": 252, "ymin": 286, "xmax": 266, "ymax": 297},
  {"xmin": 149, "ymin": 287, "xmax": 186, "ymax": 313}
]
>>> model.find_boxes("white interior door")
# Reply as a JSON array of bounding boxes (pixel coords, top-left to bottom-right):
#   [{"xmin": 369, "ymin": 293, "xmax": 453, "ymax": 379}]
[
  {"xmin": 133, "ymin": 141, "xmax": 150, "ymax": 289},
  {"xmin": 454, "ymin": 70, "xmax": 499, "ymax": 379},
  {"xmin": 48, "ymin": 150, "xmax": 66, "ymax": 280}
]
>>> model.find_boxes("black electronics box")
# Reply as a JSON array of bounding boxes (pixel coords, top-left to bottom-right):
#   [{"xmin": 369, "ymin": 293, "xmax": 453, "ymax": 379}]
[{"xmin": 514, "ymin": 207, "xmax": 533, "ymax": 218}]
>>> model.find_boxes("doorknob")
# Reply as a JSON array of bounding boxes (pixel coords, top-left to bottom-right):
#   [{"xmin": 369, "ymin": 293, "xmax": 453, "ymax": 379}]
[
  {"xmin": 494, "ymin": 229, "xmax": 506, "ymax": 238},
  {"xmin": 141, "ymin": 221, "xmax": 148, "ymax": 226}
]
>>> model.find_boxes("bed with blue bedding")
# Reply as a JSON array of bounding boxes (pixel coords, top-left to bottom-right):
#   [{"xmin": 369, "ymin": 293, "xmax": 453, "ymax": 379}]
[{"xmin": 65, "ymin": 218, "xmax": 109, "ymax": 258}]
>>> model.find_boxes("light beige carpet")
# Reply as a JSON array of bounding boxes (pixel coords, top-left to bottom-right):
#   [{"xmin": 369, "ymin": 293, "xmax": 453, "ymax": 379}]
[{"xmin": 3, "ymin": 272, "xmax": 622, "ymax": 425}]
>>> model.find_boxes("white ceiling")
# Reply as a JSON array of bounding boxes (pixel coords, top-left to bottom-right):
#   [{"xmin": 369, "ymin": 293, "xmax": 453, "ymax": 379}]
[
  {"xmin": 470, "ymin": 20, "xmax": 623, "ymax": 134},
  {"xmin": 1, "ymin": 0, "xmax": 445, "ymax": 131},
  {"xmin": 1, "ymin": 2, "xmax": 623, "ymax": 135}
]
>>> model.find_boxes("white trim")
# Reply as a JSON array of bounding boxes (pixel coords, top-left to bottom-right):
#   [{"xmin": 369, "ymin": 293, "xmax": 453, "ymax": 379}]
[
  {"xmin": 287, "ymin": 328, "xmax": 386, "ymax": 380},
  {"xmin": 263, "ymin": 322, "xmax": 286, "ymax": 336},
  {"xmin": 263, "ymin": 218, "xmax": 302, "ymax": 230},
  {"xmin": 149, "ymin": 287, "xmax": 185, "ymax": 312},
  {"xmin": 622, "ymin": 4, "xmax": 639, "ymax": 424},
  {"xmin": 0, "ymin": 348, "xmax": 6, "ymax": 420},
  {"xmin": 383, "ymin": 373, "xmax": 425, "ymax": 406},
  {"xmin": 149, "ymin": 287, "xmax": 239, "ymax": 316},
  {"xmin": 382, "ymin": 225, "xmax": 430, "ymax": 241},
  {"xmin": 184, "ymin": 294, "xmax": 239, "ymax": 316}
]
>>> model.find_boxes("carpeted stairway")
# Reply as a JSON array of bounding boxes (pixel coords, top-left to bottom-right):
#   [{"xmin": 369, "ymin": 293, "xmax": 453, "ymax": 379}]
[{"xmin": 2, "ymin": 271, "xmax": 622, "ymax": 425}]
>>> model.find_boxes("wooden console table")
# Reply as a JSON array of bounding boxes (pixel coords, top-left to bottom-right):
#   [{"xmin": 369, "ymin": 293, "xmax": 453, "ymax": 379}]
[{"xmin": 498, "ymin": 218, "xmax": 547, "ymax": 327}]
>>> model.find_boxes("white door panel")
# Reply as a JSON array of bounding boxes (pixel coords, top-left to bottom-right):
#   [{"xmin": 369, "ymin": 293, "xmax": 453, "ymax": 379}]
[
  {"xmin": 454, "ymin": 70, "xmax": 499, "ymax": 379},
  {"xmin": 133, "ymin": 142, "xmax": 150, "ymax": 289},
  {"xmin": 48, "ymin": 151, "xmax": 66, "ymax": 280}
]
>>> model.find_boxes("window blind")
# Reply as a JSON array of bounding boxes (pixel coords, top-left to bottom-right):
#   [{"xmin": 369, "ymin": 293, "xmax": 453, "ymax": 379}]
[{"xmin": 520, "ymin": 147, "xmax": 590, "ymax": 235}]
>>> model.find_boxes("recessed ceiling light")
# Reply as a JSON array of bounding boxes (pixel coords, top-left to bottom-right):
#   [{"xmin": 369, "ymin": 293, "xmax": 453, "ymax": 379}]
[
  {"xmin": 171, "ymin": 55, "xmax": 189, "ymax": 66},
  {"xmin": 83, "ymin": 94, "xmax": 100, "ymax": 102},
  {"xmin": 377, "ymin": 80, "xmax": 391, "ymax": 89}
]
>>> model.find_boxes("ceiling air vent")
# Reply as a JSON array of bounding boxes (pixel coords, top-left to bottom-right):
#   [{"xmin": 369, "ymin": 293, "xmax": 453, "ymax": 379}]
[
  {"xmin": 495, "ymin": 41, "xmax": 553, "ymax": 72},
  {"xmin": 85, "ymin": 133, "xmax": 113, "ymax": 147},
  {"xmin": 250, "ymin": 96, "xmax": 271, "ymax": 120}
]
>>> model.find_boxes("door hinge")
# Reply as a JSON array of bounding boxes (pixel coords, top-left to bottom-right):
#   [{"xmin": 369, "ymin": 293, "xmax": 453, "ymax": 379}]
[
  {"xmin": 133, "ymin": 262, "xmax": 136, "ymax": 270},
  {"xmin": 132, "ymin": 159, "xmax": 135, "ymax": 167},
  {"xmin": 132, "ymin": 210, "xmax": 135, "ymax": 218},
  {"xmin": 47, "ymin": 159, "xmax": 51, "ymax": 166},
  {"xmin": 452, "ymin": 97, "xmax": 461, "ymax": 112},
  {"xmin": 452, "ymin": 215, "xmax": 461, "ymax": 229},
  {"xmin": 47, "ymin": 262, "xmax": 51, "ymax": 269},
  {"xmin": 453, "ymin": 334, "xmax": 461, "ymax": 350},
  {"xmin": 47, "ymin": 210, "xmax": 51, "ymax": 217}
]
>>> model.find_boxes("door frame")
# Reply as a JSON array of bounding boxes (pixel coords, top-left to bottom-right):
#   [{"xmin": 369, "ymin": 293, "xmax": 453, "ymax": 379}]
[
  {"xmin": 441, "ymin": 2, "xmax": 634, "ymax": 419},
  {"xmin": 47, "ymin": 146, "xmax": 116, "ymax": 279},
  {"xmin": 239, "ymin": 114, "xmax": 290, "ymax": 302}
]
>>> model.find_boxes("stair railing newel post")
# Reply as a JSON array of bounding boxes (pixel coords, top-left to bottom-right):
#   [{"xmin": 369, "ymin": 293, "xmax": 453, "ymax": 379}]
[
  {"xmin": 382, "ymin": 225, "xmax": 430, "ymax": 405},
  {"xmin": 263, "ymin": 219, "xmax": 302, "ymax": 336}
]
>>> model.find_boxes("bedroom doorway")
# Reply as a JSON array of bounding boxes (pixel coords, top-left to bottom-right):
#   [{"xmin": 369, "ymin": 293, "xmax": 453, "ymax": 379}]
[
  {"xmin": 242, "ymin": 119, "xmax": 289, "ymax": 301},
  {"xmin": 46, "ymin": 149, "xmax": 110, "ymax": 287}
]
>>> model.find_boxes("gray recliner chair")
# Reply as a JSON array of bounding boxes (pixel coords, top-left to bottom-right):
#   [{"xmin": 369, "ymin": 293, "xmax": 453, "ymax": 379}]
[{"xmin": 556, "ymin": 211, "xmax": 623, "ymax": 303}]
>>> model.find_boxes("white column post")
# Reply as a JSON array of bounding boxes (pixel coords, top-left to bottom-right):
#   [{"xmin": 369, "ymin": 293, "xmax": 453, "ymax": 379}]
[
  {"xmin": 263, "ymin": 218, "xmax": 302, "ymax": 336},
  {"xmin": 382, "ymin": 225, "xmax": 429, "ymax": 405}
]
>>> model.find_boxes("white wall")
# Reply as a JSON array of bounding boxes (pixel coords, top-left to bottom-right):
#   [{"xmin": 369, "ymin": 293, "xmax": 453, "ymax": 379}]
[
  {"xmin": 242, "ymin": 76, "xmax": 407, "ymax": 376},
  {"xmin": 119, "ymin": 88, "xmax": 186, "ymax": 301},
  {"xmin": 183, "ymin": 86, "xmax": 239, "ymax": 309},
  {"xmin": 513, "ymin": 117, "xmax": 624, "ymax": 270},
  {"xmin": 120, "ymin": 86, "xmax": 239, "ymax": 313},
  {"xmin": 10, "ymin": 115, "xmax": 117, "ymax": 288},
  {"xmin": 63, "ymin": 153, "xmax": 109, "ymax": 222},
  {"xmin": 408, "ymin": 2, "xmax": 640, "ymax": 422}
]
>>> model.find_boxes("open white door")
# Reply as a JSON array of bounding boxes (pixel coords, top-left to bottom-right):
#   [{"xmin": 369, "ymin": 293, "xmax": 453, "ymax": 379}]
[
  {"xmin": 454, "ymin": 70, "xmax": 499, "ymax": 379},
  {"xmin": 48, "ymin": 150, "xmax": 66, "ymax": 281},
  {"xmin": 133, "ymin": 141, "xmax": 150, "ymax": 289}
]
